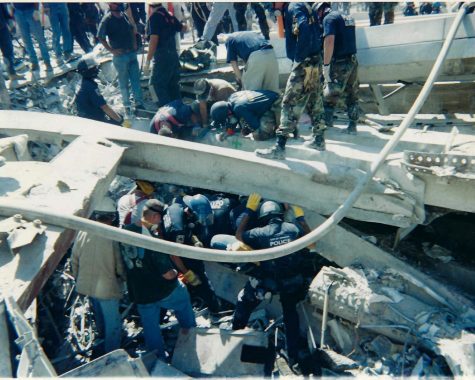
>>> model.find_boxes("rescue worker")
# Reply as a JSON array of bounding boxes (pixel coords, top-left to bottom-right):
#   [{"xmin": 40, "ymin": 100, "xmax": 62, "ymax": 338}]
[
  {"xmin": 117, "ymin": 179, "xmax": 155, "ymax": 227},
  {"xmin": 210, "ymin": 90, "xmax": 280, "ymax": 141},
  {"xmin": 120, "ymin": 199, "xmax": 196, "ymax": 360},
  {"xmin": 231, "ymin": 194, "xmax": 308, "ymax": 370},
  {"xmin": 316, "ymin": 2, "xmax": 360, "ymax": 135},
  {"xmin": 71, "ymin": 197, "xmax": 125, "ymax": 356},
  {"xmin": 149, "ymin": 99, "xmax": 201, "ymax": 139},
  {"xmin": 98, "ymin": 2, "xmax": 144, "ymax": 114},
  {"xmin": 256, "ymin": 2, "xmax": 325, "ymax": 159},
  {"xmin": 75, "ymin": 54, "xmax": 124, "ymax": 125},
  {"xmin": 0, "ymin": 4, "xmax": 24, "ymax": 81},
  {"xmin": 200, "ymin": 3, "xmax": 239, "ymax": 44},
  {"xmin": 43, "ymin": 3, "xmax": 73, "ymax": 66},
  {"xmin": 225, "ymin": 31, "xmax": 279, "ymax": 93},
  {"xmin": 144, "ymin": 3, "xmax": 186, "ymax": 107},
  {"xmin": 234, "ymin": 3, "xmax": 270, "ymax": 40},
  {"xmin": 403, "ymin": 2, "xmax": 418, "ymax": 16},
  {"xmin": 67, "ymin": 3, "xmax": 93, "ymax": 54},
  {"xmin": 163, "ymin": 197, "xmax": 220, "ymax": 313},
  {"xmin": 368, "ymin": 2, "xmax": 397, "ymax": 26},
  {"xmin": 194, "ymin": 78, "xmax": 236, "ymax": 129}
]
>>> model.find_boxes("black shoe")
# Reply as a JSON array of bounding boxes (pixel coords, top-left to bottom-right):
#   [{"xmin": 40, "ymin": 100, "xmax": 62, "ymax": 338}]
[
  {"xmin": 309, "ymin": 134, "xmax": 326, "ymax": 151},
  {"xmin": 344, "ymin": 122, "xmax": 357, "ymax": 135}
]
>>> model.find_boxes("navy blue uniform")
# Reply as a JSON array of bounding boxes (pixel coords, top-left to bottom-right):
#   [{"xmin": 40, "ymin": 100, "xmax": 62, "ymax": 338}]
[
  {"xmin": 323, "ymin": 11, "xmax": 356, "ymax": 59},
  {"xmin": 163, "ymin": 203, "xmax": 220, "ymax": 313},
  {"xmin": 225, "ymin": 31, "xmax": 273, "ymax": 63},
  {"xmin": 208, "ymin": 193, "xmax": 237, "ymax": 236},
  {"xmin": 284, "ymin": 2, "xmax": 322, "ymax": 62},
  {"xmin": 147, "ymin": 6, "xmax": 183, "ymax": 106},
  {"xmin": 75, "ymin": 78, "xmax": 110, "ymax": 123},
  {"xmin": 232, "ymin": 218, "xmax": 306, "ymax": 362},
  {"xmin": 229, "ymin": 90, "xmax": 279, "ymax": 131}
]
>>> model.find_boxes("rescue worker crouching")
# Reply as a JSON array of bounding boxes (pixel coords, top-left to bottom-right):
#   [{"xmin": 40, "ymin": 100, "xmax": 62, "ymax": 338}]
[
  {"xmin": 75, "ymin": 54, "xmax": 125, "ymax": 126},
  {"xmin": 230, "ymin": 193, "xmax": 309, "ymax": 369},
  {"xmin": 316, "ymin": 2, "xmax": 360, "ymax": 135},
  {"xmin": 163, "ymin": 195, "xmax": 221, "ymax": 313},
  {"xmin": 149, "ymin": 100, "xmax": 203, "ymax": 139},
  {"xmin": 210, "ymin": 90, "xmax": 281, "ymax": 141}
]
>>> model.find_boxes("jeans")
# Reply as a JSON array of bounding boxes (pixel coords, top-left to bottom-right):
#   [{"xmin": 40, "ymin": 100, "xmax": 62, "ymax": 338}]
[
  {"xmin": 210, "ymin": 234, "xmax": 238, "ymax": 250},
  {"xmin": 48, "ymin": 3, "xmax": 73, "ymax": 58},
  {"xmin": 112, "ymin": 51, "xmax": 143, "ymax": 108},
  {"xmin": 90, "ymin": 297, "xmax": 122, "ymax": 355},
  {"xmin": 0, "ymin": 27, "xmax": 15, "ymax": 74},
  {"xmin": 14, "ymin": 8, "xmax": 51, "ymax": 66},
  {"xmin": 137, "ymin": 281, "xmax": 196, "ymax": 359},
  {"xmin": 202, "ymin": 3, "xmax": 238, "ymax": 41}
]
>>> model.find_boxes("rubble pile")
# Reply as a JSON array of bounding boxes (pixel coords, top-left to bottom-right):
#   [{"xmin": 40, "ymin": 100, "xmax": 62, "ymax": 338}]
[{"xmin": 308, "ymin": 266, "xmax": 475, "ymax": 377}]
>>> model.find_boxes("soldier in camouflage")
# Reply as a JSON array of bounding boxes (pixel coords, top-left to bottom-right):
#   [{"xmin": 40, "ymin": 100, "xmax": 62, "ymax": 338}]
[
  {"xmin": 368, "ymin": 2, "xmax": 397, "ymax": 26},
  {"xmin": 317, "ymin": 2, "xmax": 359, "ymax": 134},
  {"xmin": 256, "ymin": 2, "xmax": 325, "ymax": 160}
]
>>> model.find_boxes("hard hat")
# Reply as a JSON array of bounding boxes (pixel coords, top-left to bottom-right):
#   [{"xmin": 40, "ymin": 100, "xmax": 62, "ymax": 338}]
[
  {"xmin": 258, "ymin": 201, "xmax": 283, "ymax": 220},
  {"xmin": 92, "ymin": 196, "xmax": 116, "ymax": 221},
  {"xmin": 142, "ymin": 199, "xmax": 165, "ymax": 214},
  {"xmin": 135, "ymin": 180, "xmax": 154, "ymax": 196},
  {"xmin": 183, "ymin": 194, "xmax": 214, "ymax": 226},
  {"xmin": 210, "ymin": 101, "xmax": 230, "ymax": 128},
  {"xmin": 314, "ymin": 2, "xmax": 331, "ymax": 13},
  {"xmin": 194, "ymin": 79, "xmax": 210, "ymax": 97},
  {"xmin": 77, "ymin": 53, "xmax": 99, "ymax": 78}
]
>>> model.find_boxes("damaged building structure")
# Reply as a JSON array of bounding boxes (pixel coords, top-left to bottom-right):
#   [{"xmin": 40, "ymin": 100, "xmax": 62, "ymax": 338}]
[{"xmin": 0, "ymin": 2, "xmax": 475, "ymax": 378}]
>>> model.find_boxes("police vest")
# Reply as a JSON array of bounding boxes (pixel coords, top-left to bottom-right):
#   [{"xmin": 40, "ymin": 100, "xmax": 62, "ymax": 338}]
[{"xmin": 163, "ymin": 203, "xmax": 188, "ymax": 244}]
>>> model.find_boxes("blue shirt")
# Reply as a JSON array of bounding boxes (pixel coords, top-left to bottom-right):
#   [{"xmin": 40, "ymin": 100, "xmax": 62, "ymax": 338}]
[
  {"xmin": 284, "ymin": 3, "xmax": 322, "ymax": 62},
  {"xmin": 75, "ymin": 78, "xmax": 107, "ymax": 122},
  {"xmin": 323, "ymin": 11, "xmax": 357, "ymax": 59},
  {"xmin": 229, "ymin": 90, "xmax": 279, "ymax": 131},
  {"xmin": 243, "ymin": 218, "xmax": 303, "ymax": 278},
  {"xmin": 225, "ymin": 31, "xmax": 273, "ymax": 63}
]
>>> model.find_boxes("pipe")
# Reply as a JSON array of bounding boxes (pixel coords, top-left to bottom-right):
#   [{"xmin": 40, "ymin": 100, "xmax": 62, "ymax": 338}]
[
  {"xmin": 0, "ymin": 5, "xmax": 467, "ymax": 264},
  {"xmin": 320, "ymin": 282, "xmax": 334, "ymax": 348}
]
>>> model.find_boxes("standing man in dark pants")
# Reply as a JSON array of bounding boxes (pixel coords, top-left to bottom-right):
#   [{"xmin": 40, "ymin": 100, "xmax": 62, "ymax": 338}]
[
  {"xmin": 256, "ymin": 2, "xmax": 325, "ymax": 159},
  {"xmin": 98, "ymin": 2, "xmax": 144, "ymax": 114},
  {"xmin": 231, "ymin": 194, "xmax": 308, "ymax": 371},
  {"xmin": 234, "ymin": 3, "xmax": 270, "ymax": 40},
  {"xmin": 144, "ymin": 3, "xmax": 186, "ymax": 107},
  {"xmin": 68, "ymin": 3, "xmax": 93, "ymax": 53},
  {"xmin": 0, "ymin": 4, "xmax": 24, "ymax": 81},
  {"xmin": 316, "ymin": 2, "xmax": 359, "ymax": 134}
]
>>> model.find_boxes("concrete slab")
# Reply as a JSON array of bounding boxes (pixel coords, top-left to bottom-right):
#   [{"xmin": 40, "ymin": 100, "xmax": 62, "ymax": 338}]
[{"xmin": 171, "ymin": 327, "xmax": 268, "ymax": 377}]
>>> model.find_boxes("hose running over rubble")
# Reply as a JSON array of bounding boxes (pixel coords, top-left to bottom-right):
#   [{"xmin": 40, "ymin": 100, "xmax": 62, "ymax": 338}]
[{"xmin": 0, "ymin": 5, "xmax": 468, "ymax": 263}]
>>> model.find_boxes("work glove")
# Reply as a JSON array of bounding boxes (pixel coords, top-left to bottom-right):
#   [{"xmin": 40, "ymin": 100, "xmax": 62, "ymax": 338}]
[
  {"xmin": 323, "ymin": 64, "xmax": 332, "ymax": 83},
  {"xmin": 143, "ymin": 60, "xmax": 151, "ymax": 76},
  {"xmin": 246, "ymin": 193, "xmax": 262, "ymax": 212},
  {"xmin": 191, "ymin": 235, "xmax": 203, "ymax": 248},
  {"xmin": 291, "ymin": 205, "xmax": 305, "ymax": 218},
  {"xmin": 227, "ymin": 241, "xmax": 253, "ymax": 251},
  {"xmin": 183, "ymin": 269, "xmax": 202, "ymax": 286}
]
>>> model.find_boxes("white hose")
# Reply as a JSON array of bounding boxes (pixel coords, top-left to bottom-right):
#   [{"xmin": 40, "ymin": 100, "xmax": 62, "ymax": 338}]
[{"xmin": 0, "ymin": 5, "xmax": 467, "ymax": 263}]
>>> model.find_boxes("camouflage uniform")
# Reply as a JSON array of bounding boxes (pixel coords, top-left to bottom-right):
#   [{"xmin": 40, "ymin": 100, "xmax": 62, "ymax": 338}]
[
  {"xmin": 277, "ymin": 55, "xmax": 325, "ymax": 139},
  {"xmin": 368, "ymin": 2, "xmax": 396, "ymax": 26},
  {"xmin": 324, "ymin": 55, "xmax": 359, "ymax": 128}
]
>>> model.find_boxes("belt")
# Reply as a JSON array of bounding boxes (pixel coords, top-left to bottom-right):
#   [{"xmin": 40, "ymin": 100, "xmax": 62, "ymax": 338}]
[{"xmin": 334, "ymin": 54, "xmax": 356, "ymax": 63}]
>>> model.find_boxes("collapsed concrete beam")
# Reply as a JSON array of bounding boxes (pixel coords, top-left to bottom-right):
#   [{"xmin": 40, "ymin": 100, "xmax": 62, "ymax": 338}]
[
  {"xmin": 0, "ymin": 111, "xmax": 425, "ymax": 227},
  {"xmin": 0, "ymin": 135, "xmax": 125, "ymax": 311}
]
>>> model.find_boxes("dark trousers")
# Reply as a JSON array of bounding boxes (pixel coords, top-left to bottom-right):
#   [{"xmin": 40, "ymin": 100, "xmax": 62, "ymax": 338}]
[
  {"xmin": 69, "ymin": 16, "xmax": 92, "ymax": 53},
  {"xmin": 191, "ymin": 3, "xmax": 218, "ymax": 45},
  {"xmin": 234, "ymin": 3, "xmax": 270, "ymax": 39},
  {"xmin": 151, "ymin": 51, "xmax": 181, "ymax": 107},
  {"xmin": 182, "ymin": 257, "xmax": 220, "ymax": 313},
  {"xmin": 232, "ymin": 278, "xmax": 302, "ymax": 361},
  {"xmin": 0, "ymin": 26, "xmax": 15, "ymax": 74}
]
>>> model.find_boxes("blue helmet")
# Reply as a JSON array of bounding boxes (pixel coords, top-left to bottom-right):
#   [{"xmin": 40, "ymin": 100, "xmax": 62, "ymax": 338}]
[{"xmin": 183, "ymin": 194, "xmax": 214, "ymax": 226}]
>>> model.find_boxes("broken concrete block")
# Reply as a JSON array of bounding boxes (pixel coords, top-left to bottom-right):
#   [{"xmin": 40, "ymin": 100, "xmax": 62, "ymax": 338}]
[{"xmin": 171, "ymin": 327, "xmax": 269, "ymax": 377}]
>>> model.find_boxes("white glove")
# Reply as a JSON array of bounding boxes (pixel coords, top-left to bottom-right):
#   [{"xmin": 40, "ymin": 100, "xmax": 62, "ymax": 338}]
[
  {"xmin": 323, "ymin": 64, "xmax": 331, "ymax": 83},
  {"xmin": 143, "ymin": 60, "xmax": 151, "ymax": 76},
  {"xmin": 33, "ymin": 10, "xmax": 40, "ymax": 22}
]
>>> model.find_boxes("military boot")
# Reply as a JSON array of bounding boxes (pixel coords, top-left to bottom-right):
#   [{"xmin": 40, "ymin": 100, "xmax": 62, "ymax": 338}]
[
  {"xmin": 309, "ymin": 132, "xmax": 326, "ymax": 151},
  {"xmin": 343, "ymin": 121, "xmax": 357, "ymax": 135},
  {"xmin": 255, "ymin": 135, "xmax": 287, "ymax": 160}
]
